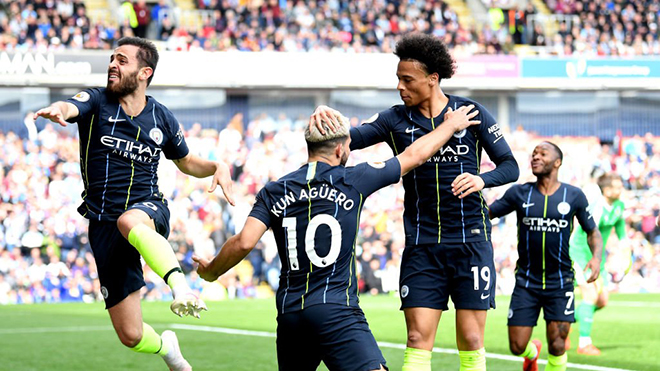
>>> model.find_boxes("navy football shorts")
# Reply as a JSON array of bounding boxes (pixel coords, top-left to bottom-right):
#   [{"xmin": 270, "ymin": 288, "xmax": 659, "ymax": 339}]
[
  {"xmin": 276, "ymin": 304, "xmax": 387, "ymax": 371},
  {"xmin": 399, "ymin": 241, "xmax": 496, "ymax": 311},
  {"xmin": 89, "ymin": 199, "xmax": 170, "ymax": 309},
  {"xmin": 507, "ymin": 284, "xmax": 576, "ymax": 326}
]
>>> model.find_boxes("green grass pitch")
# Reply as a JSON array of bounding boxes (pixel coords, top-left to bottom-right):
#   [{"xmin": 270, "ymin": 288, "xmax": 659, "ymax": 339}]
[{"xmin": 1, "ymin": 293, "xmax": 658, "ymax": 370}]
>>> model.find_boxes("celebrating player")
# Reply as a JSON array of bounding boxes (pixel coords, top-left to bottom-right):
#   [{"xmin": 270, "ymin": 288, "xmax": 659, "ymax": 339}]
[
  {"xmin": 311, "ymin": 33, "xmax": 519, "ymax": 370},
  {"xmin": 570, "ymin": 173, "xmax": 630, "ymax": 355},
  {"xmin": 33, "ymin": 37, "xmax": 234, "ymax": 371},
  {"xmin": 194, "ymin": 105, "xmax": 480, "ymax": 371},
  {"xmin": 489, "ymin": 142, "xmax": 603, "ymax": 371}
]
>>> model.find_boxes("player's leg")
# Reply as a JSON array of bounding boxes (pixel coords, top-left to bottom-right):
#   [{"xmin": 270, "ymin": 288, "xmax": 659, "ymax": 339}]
[
  {"xmin": 507, "ymin": 285, "xmax": 543, "ymax": 371},
  {"xmin": 450, "ymin": 242, "xmax": 496, "ymax": 371},
  {"xmin": 575, "ymin": 280, "xmax": 600, "ymax": 355},
  {"xmin": 455, "ymin": 309, "xmax": 487, "ymax": 371},
  {"xmin": 545, "ymin": 321, "xmax": 570, "ymax": 371},
  {"xmin": 399, "ymin": 244, "xmax": 448, "ymax": 371},
  {"xmin": 402, "ymin": 308, "xmax": 441, "ymax": 370},
  {"xmin": 108, "ymin": 290, "xmax": 191, "ymax": 371},
  {"xmin": 118, "ymin": 202, "xmax": 205, "ymax": 317}
]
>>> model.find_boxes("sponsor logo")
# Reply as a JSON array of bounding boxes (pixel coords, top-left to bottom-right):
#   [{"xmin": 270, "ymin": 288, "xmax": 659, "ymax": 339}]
[
  {"xmin": 101, "ymin": 286, "xmax": 108, "ymax": 299},
  {"xmin": 557, "ymin": 201, "xmax": 571, "ymax": 215},
  {"xmin": 73, "ymin": 91, "xmax": 90, "ymax": 102},
  {"xmin": 149, "ymin": 128, "xmax": 163, "ymax": 145},
  {"xmin": 453, "ymin": 129, "xmax": 467, "ymax": 138},
  {"xmin": 405, "ymin": 126, "xmax": 420, "ymax": 134},
  {"xmin": 108, "ymin": 116, "xmax": 126, "ymax": 123},
  {"xmin": 481, "ymin": 293, "xmax": 490, "ymax": 300},
  {"xmin": 401, "ymin": 285, "xmax": 409, "ymax": 298},
  {"xmin": 175, "ymin": 128, "xmax": 184, "ymax": 146},
  {"xmin": 426, "ymin": 144, "xmax": 470, "ymax": 163},
  {"xmin": 522, "ymin": 202, "xmax": 535, "ymax": 208},
  {"xmin": 522, "ymin": 217, "xmax": 569, "ymax": 232},
  {"xmin": 564, "ymin": 309, "xmax": 574, "ymax": 316},
  {"xmin": 100, "ymin": 135, "xmax": 162, "ymax": 162},
  {"xmin": 367, "ymin": 161, "xmax": 385, "ymax": 169}
]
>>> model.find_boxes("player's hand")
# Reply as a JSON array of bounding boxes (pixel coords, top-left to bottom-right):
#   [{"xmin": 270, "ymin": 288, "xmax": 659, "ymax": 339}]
[
  {"xmin": 34, "ymin": 105, "xmax": 68, "ymax": 127},
  {"xmin": 585, "ymin": 258, "xmax": 601, "ymax": 283},
  {"xmin": 209, "ymin": 162, "xmax": 235, "ymax": 206},
  {"xmin": 310, "ymin": 105, "xmax": 341, "ymax": 135},
  {"xmin": 451, "ymin": 173, "xmax": 485, "ymax": 199},
  {"xmin": 444, "ymin": 104, "xmax": 480, "ymax": 132},
  {"xmin": 192, "ymin": 255, "xmax": 218, "ymax": 282}
]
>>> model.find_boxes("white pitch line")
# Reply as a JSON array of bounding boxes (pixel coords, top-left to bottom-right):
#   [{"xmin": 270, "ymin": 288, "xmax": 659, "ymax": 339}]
[
  {"xmin": 0, "ymin": 325, "xmax": 113, "ymax": 334},
  {"xmin": 170, "ymin": 324, "xmax": 637, "ymax": 371}
]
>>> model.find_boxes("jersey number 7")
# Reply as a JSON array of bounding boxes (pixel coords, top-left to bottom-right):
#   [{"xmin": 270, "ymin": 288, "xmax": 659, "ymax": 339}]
[{"xmin": 283, "ymin": 215, "xmax": 342, "ymax": 271}]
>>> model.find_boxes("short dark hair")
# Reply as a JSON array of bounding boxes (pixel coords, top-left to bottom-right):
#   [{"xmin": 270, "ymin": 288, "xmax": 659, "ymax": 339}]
[
  {"xmin": 117, "ymin": 37, "xmax": 159, "ymax": 86},
  {"xmin": 394, "ymin": 33, "xmax": 456, "ymax": 80},
  {"xmin": 543, "ymin": 141, "xmax": 563, "ymax": 163},
  {"xmin": 306, "ymin": 137, "xmax": 347, "ymax": 156},
  {"xmin": 597, "ymin": 173, "xmax": 621, "ymax": 191}
]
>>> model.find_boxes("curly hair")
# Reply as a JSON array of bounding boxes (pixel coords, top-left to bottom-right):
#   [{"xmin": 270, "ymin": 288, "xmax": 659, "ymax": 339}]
[{"xmin": 394, "ymin": 33, "xmax": 456, "ymax": 80}]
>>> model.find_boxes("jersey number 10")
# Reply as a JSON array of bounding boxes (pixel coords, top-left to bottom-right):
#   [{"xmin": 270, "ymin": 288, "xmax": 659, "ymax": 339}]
[{"xmin": 283, "ymin": 214, "xmax": 342, "ymax": 271}]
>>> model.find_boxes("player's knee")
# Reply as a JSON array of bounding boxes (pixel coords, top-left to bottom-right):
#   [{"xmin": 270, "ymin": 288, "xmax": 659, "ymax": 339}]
[
  {"xmin": 117, "ymin": 327, "xmax": 142, "ymax": 348},
  {"xmin": 406, "ymin": 329, "xmax": 430, "ymax": 347},
  {"xmin": 596, "ymin": 296, "xmax": 608, "ymax": 309},
  {"xmin": 509, "ymin": 339, "xmax": 527, "ymax": 355},
  {"xmin": 547, "ymin": 337, "xmax": 566, "ymax": 356},
  {"xmin": 116, "ymin": 213, "xmax": 134, "ymax": 238},
  {"xmin": 460, "ymin": 332, "xmax": 483, "ymax": 350}
]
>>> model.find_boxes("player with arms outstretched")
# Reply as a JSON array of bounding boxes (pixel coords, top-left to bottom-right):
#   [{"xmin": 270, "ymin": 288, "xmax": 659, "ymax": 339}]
[
  {"xmin": 34, "ymin": 37, "xmax": 234, "ymax": 370},
  {"xmin": 569, "ymin": 173, "xmax": 630, "ymax": 355},
  {"xmin": 194, "ymin": 105, "xmax": 480, "ymax": 371},
  {"xmin": 312, "ymin": 33, "xmax": 519, "ymax": 370},
  {"xmin": 489, "ymin": 141, "xmax": 602, "ymax": 371}
]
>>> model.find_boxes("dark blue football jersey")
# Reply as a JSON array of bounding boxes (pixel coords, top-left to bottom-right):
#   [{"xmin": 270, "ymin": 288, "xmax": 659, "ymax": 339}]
[
  {"xmin": 66, "ymin": 88, "xmax": 189, "ymax": 221},
  {"xmin": 350, "ymin": 95, "xmax": 514, "ymax": 245},
  {"xmin": 489, "ymin": 182, "xmax": 597, "ymax": 290},
  {"xmin": 249, "ymin": 158, "xmax": 401, "ymax": 314}
]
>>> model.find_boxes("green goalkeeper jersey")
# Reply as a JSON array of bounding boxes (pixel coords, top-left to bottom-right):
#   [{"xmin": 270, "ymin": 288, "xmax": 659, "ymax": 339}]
[{"xmin": 570, "ymin": 199, "xmax": 626, "ymax": 269}]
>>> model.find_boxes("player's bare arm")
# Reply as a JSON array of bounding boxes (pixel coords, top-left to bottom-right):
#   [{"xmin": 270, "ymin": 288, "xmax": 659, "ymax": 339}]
[
  {"xmin": 33, "ymin": 101, "xmax": 80, "ymax": 127},
  {"xmin": 397, "ymin": 105, "xmax": 480, "ymax": 176},
  {"xmin": 585, "ymin": 228, "xmax": 603, "ymax": 283},
  {"xmin": 173, "ymin": 154, "xmax": 235, "ymax": 206},
  {"xmin": 194, "ymin": 217, "xmax": 268, "ymax": 281}
]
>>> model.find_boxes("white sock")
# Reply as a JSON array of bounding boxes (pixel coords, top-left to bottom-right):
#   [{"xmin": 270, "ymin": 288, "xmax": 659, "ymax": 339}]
[{"xmin": 578, "ymin": 336, "xmax": 592, "ymax": 348}]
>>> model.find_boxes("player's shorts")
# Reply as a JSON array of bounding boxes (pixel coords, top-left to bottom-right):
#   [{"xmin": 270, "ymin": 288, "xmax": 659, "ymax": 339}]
[
  {"xmin": 507, "ymin": 285, "xmax": 575, "ymax": 326},
  {"xmin": 88, "ymin": 199, "xmax": 170, "ymax": 309},
  {"xmin": 399, "ymin": 241, "xmax": 496, "ymax": 311},
  {"xmin": 276, "ymin": 304, "xmax": 387, "ymax": 371}
]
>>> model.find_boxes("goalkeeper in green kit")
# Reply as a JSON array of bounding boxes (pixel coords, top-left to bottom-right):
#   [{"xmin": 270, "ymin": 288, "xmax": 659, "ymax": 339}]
[{"xmin": 569, "ymin": 173, "xmax": 631, "ymax": 356}]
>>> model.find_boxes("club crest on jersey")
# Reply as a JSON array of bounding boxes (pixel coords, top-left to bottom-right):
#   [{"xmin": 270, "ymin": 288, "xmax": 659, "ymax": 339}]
[
  {"xmin": 557, "ymin": 201, "xmax": 571, "ymax": 215},
  {"xmin": 72, "ymin": 91, "xmax": 90, "ymax": 102},
  {"xmin": 400, "ymin": 285, "xmax": 409, "ymax": 298},
  {"xmin": 149, "ymin": 128, "xmax": 163, "ymax": 145},
  {"xmin": 368, "ymin": 161, "xmax": 385, "ymax": 169},
  {"xmin": 101, "ymin": 286, "xmax": 109, "ymax": 299},
  {"xmin": 453, "ymin": 129, "xmax": 467, "ymax": 138}
]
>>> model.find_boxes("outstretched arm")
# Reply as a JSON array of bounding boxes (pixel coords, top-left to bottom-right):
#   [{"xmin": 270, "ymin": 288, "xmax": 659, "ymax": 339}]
[
  {"xmin": 396, "ymin": 105, "xmax": 480, "ymax": 176},
  {"xmin": 33, "ymin": 101, "xmax": 80, "ymax": 127},
  {"xmin": 194, "ymin": 217, "xmax": 268, "ymax": 281},
  {"xmin": 174, "ymin": 154, "xmax": 235, "ymax": 206}
]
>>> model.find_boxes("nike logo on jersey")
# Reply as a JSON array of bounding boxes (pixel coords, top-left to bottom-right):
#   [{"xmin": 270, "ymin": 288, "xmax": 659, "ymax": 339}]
[
  {"xmin": 522, "ymin": 203, "xmax": 535, "ymax": 208},
  {"xmin": 564, "ymin": 309, "xmax": 574, "ymax": 315},
  {"xmin": 405, "ymin": 127, "xmax": 420, "ymax": 134},
  {"xmin": 109, "ymin": 116, "xmax": 126, "ymax": 122},
  {"xmin": 481, "ymin": 293, "xmax": 490, "ymax": 300}
]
